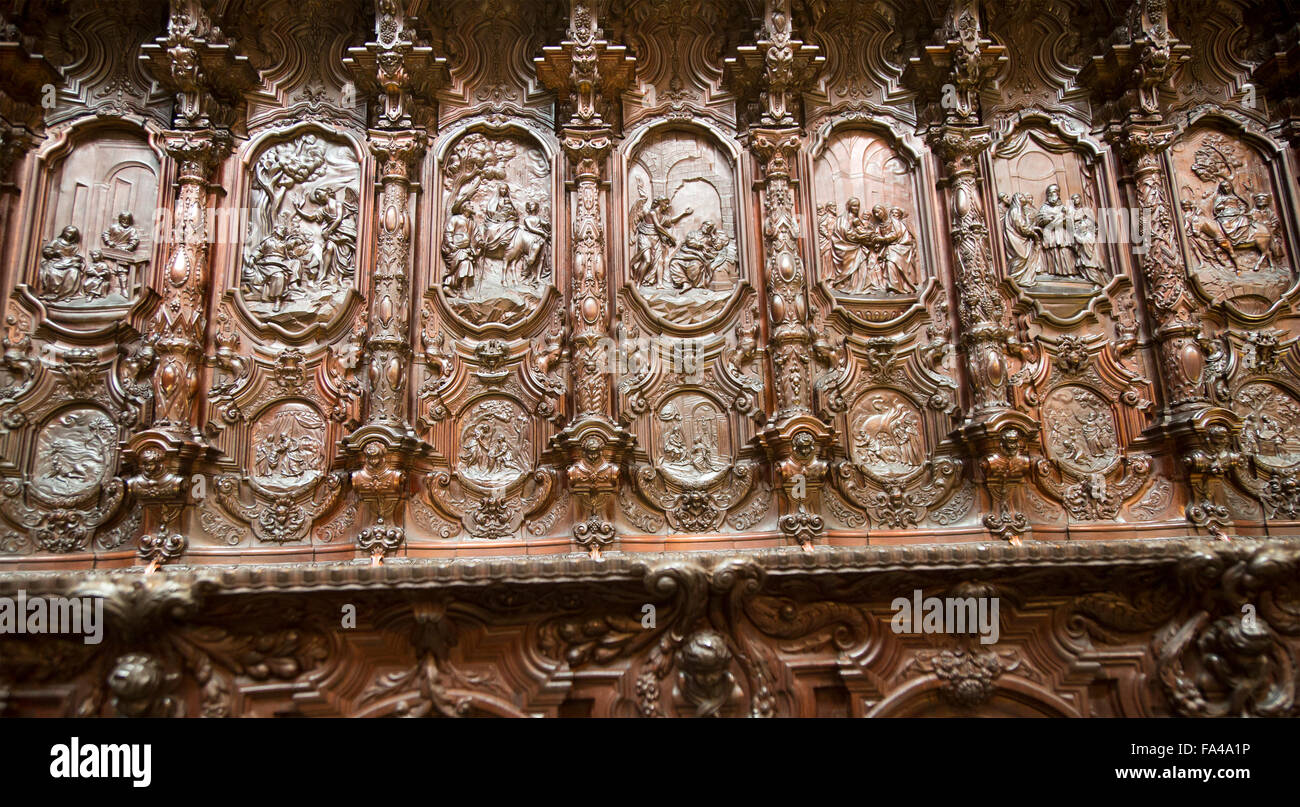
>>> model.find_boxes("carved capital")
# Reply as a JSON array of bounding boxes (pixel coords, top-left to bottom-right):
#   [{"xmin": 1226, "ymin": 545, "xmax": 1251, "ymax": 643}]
[{"xmin": 369, "ymin": 130, "xmax": 426, "ymax": 181}]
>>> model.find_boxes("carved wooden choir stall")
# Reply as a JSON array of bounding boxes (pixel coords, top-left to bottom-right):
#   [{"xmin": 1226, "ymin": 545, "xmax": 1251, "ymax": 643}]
[{"xmin": 0, "ymin": 0, "xmax": 1298, "ymax": 717}]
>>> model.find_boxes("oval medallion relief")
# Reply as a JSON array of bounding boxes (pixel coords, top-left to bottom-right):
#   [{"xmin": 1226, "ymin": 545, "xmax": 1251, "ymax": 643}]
[
  {"xmin": 1042, "ymin": 386, "xmax": 1119, "ymax": 475},
  {"xmin": 249, "ymin": 402, "xmax": 327, "ymax": 494},
  {"xmin": 456, "ymin": 399, "xmax": 533, "ymax": 491},
  {"xmin": 848, "ymin": 390, "xmax": 925, "ymax": 479},
  {"xmin": 30, "ymin": 407, "xmax": 118, "ymax": 503}
]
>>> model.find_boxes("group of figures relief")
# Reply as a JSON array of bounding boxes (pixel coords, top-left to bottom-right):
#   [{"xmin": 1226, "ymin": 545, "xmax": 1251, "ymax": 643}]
[
  {"xmin": 999, "ymin": 183, "xmax": 1106, "ymax": 287},
  {"xmin": 817, "ymin": 198, "xmax": 919, "ymax": 295},
  {"xmin": 439, "ymin": 132, "xmax": 552, "ymax": 327},
  {"xmin": 37, "ymin": 212, "xmax": 145, "ymax": 305},
  {"xmin": 241, "ymin": 133, "xmax": 360, "ymax": 326},
  {"xmin": 456, "ymin": 399, "xmax": 533, "ymax": 490},
  {"xmin": 626, "ymin": 131, "xmax": 739, "ymax": 324},
  {"xmin": 1041, "ymin": 387, "xmax": 1119, "ymax": 475},
  {"xmin": 1177, "ymin": 133, "xmax": 1293, "ymax": 303},
  {"xmin": 1235, "ymin": 383, "xmax": 1300, "ymax": 470},
  {"xmin": 629, "ymin": 190, "xmax": 737, "ymax": 295},
  {"xmin": 655, "ymin": 396, "xmax": 731, "ymax": 486}
]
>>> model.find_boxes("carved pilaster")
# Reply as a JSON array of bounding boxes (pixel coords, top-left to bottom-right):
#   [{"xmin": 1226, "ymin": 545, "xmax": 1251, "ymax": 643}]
[
  {"xmin": 538, "ymin": 1, "xmax": 636, "ymax": 557},
  {"xmin": 127, "ymin": 130, "xmax": 228, "ymax": 563},
  {"xmin": 906, "ymin": 2, "xmax": 1031, "ymax": 543},
  {"xmin": 1085, "ymin": 0, "xmax": 1234, "ymax": 537},
  {"xmin": 343, "ymin": 131, "xmax": 426, "ymax": 561},
  {"xmin": 739, "ymin": 3, "xmax": 830, "ymax": 550}
]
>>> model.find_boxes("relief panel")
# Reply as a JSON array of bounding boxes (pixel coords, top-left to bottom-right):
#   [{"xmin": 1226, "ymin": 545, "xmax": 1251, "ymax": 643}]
[
  {"xmin": 1170, "ymin": 128, "xmax": 1296, "ymax": 317},
  {"xmin": 29, "ymin": 130, "xmax": 158, "ymax": 320},
  {"xmin": 237, "ymin": 132, "xmax": 362, "ymax": 335},
  {"xmin": 626, "ymin": 128, "xmax": 740, "ymax": 328},
  {"xmin": 437, "ymin": 130, "xmax": 554, "ymax": 329},
  {"xmin": 992, "ymin": 125, "xmax": 1113, "ymax": 324},
  {"xmin": 813, "ymin": 128, "xmax": 929, "ymax": 325}
]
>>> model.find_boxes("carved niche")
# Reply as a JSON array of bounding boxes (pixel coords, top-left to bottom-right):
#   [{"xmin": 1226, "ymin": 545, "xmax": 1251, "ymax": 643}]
[
  {"xmin": 624, "ymin": 127, "xmax": 742, "ymax": 328},
  {"xmin": 1170, "ymin": 128, "xmax": 1297, "ymax": 318},
  {"xmin": 991, "ymin": 124, "xmax": 1113, "ymax": 323},
  {"xmin": 235, "ymin": 130, "xmax": 362, "ymax": 337},
  {"xmin": 813, "ymin": 127, "xmax": 929, "ymax": 324},
  {"xmin": 436, "ymin": 129, "xmax": 554, "ymax": 329},
  {"xmin": 26, "ymin": 129, "xmax": 159, "ymax": 321}
]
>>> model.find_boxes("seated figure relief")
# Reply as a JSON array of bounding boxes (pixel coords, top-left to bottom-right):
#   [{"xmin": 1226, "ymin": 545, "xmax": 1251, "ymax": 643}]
[
  {"xmin": 818, "ymin": 198, "xmax": 919, "ymax": 295},
  {"xmin": 439, "ymin": 132, "xmax": 552, "ymax": 327},
  {"xmin": 1175, "ymin": 131, "xmax": 1293, "ymax": 306},
  {"xmin": 627, "ymin": 184, "xmax": 737, "ymax": 322},
  {"xmin": 37, "ymin": 213, "xmax": 146, "ymax": 305},
  {"xmin": 241, "ymin": 133, "xmax": 360, "ymax": 327},
  {"xmin": 999, "ymin": 184, "xmax": 1107, "ymax": 287},
  {"xmin": 626, "ymin": 130, "xmax": 739, "ymax": 325}
]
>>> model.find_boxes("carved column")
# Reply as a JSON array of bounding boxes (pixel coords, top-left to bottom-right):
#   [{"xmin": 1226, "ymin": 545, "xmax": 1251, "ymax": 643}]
[
  {"xmin": 537, "ymin": 1, "xmax": 635, "ymax": 557},
  {"xmin": 130, "ymin": 0, "xmax": 252, "ymax": 564},
  {"xmin": 1084, "ymin": 0, "xmax": 1237, "ymax": 537},
  {"xmin": 729, "ymin": 0, "xmax": 828, "ymax": 550},
  {"xmin": 342, "ymin": 1, "xmax": 444, "ymax": 561},
  {"xmin": 905, "ymin": 2, "xmax": 1036, "ymax": 543}
]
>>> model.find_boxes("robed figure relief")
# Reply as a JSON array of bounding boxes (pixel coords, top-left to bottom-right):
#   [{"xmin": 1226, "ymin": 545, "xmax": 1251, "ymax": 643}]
[
  {"xmin": 999, "ymin": 184, "xmax": 1106, "ymax": 287},
  {"xmin": 241, "ymin": 133, "xmax": 361, "ymax": 327},
  {"xmin": 813, "ymin": 131, "xmax": 923, "ymax": 298},
  {"xmin": 439, "ymin": 132, "xmax": 552, "ymax": 327},
  {"xmin": 626, "ymin": 130, "xmax": 739, "ymax": 325},
  {"xmin": 820, "ymin": 198, "xmax": 919, "ymax": 294},
  {"xmin": 1173, "ymin": 131, "xmax": 1294, "ymax": 307}
]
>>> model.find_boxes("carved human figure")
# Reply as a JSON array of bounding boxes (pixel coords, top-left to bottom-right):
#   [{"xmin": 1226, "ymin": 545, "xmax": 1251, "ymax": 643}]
[
  {"xmin": 630, "ymin": 195, "xmax": 691, "ymax": 287},
  {"xmin": 829, "ymin": 197, "xmax": 871, "ymax": 291},
  {"xmin": 1211, "ymin": 180, "xmax": 1253, "ymax": 269},
  {"xmin": 441, "ymin": 199, "xmax": 480, "ymax": 294},
  {"xmin": 1181, "ymin": 197, "xmax": 1234, "ymax": 269},
  {"xmin": 102, "ymin": 211, "xmax": 141, "ymax": 253},
  {"xmin": 1069, "ymin": 194, "xmax": 1106, "ymax": 285},
  {"xmin": 1000, "ymin": 192, "xmax": 1042, "ymax": 285},
  {"xmin": 83, "ymin": 250, "xmax": 113, "ymax": 299},
  {"xmin": 295, "ymin": 186, "xmax": 359, "ymax": 281},
  {"xmin": 880, "ymin": 207, "xmax": 918, "ymax": 293},
  {"xmin": 666, "ymin": 221, "xmax": 733, "ymax": 291},
  {"xmin": 1248, "ymin": 193, "xmax": 1286, "ymax": 273},
  {"xmin": 38, "ymin": 226, "xmax": 86, "ymax": 301},
  {"xmin": 1035, "ymin": 184, "xmax": 1076, "ymax": 277}
]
